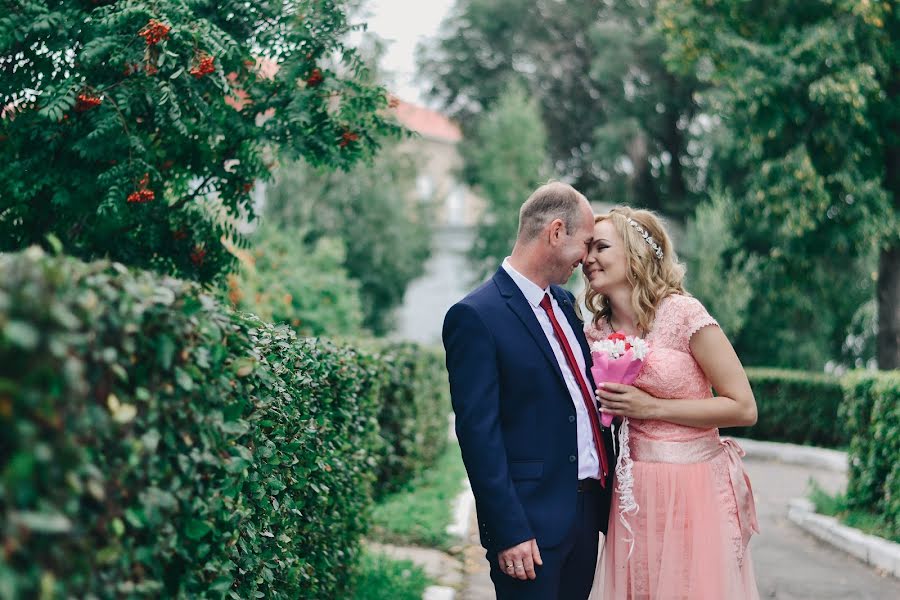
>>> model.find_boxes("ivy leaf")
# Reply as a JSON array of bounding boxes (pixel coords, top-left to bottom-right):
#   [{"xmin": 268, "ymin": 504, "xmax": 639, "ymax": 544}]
[{"xmin": 184, "ymin": 519, "xmax": 212, "ymax": 540}]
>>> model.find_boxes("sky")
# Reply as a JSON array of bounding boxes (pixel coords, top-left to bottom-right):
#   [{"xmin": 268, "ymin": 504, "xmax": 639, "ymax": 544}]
[{"xmin": 362, "ymin": 0, "xmax": 456, "ymax": 106}]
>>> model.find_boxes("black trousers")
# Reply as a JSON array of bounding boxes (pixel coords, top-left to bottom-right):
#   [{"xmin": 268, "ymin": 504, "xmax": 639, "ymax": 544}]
[{"xmin": 489, "ymin": 481, "xmax": 602, "ymax": 600}]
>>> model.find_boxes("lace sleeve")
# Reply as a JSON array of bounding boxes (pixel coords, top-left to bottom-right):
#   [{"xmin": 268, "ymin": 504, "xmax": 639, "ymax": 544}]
[{"xmin": 679, "ymin": 295, "xmax": 719, "ymax": 342}]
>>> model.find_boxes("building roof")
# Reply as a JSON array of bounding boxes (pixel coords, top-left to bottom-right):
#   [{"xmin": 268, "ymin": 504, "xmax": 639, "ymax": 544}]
[{"xmin": 391, "ymin": 98, "xmax": 462, "ymax": 143}]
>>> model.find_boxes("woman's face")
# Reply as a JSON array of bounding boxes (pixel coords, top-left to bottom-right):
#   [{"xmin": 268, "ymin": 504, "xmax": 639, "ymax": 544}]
[{"xmin": 583, "ymin": 219, "xmax": 630, "ymax": 295}]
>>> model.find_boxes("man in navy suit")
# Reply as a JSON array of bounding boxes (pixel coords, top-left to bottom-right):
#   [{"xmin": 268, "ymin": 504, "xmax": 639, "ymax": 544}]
[{"xmin": 443, "ymin": 182, "xmax": 615, "ymax": 599}]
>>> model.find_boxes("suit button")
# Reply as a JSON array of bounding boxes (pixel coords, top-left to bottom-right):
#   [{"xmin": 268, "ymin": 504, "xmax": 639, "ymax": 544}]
[
  {"xmin": 569, "ymin": 455, "xmax": 576, "ymax": 463},
  {"xmin": 568, "ymin": 415, "xmax": 576, "ymax": 423}
]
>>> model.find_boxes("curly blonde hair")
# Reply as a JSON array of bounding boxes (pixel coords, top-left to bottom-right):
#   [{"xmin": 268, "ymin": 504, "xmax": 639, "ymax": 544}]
[{"xmin": 583, "ymin": 206, "xmax": 687, "ymax": 334}]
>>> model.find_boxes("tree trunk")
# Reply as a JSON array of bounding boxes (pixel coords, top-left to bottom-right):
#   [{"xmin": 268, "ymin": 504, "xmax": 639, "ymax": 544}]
[{"xmin": 877, "ymin": 245, "xmax": 900, "ymax": 370}]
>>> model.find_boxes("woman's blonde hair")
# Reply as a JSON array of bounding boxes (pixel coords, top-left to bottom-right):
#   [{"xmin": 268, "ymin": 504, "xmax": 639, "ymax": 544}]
[{"xmin": 583, "ymin": 206, "xmax": 686, "ymax": 334}]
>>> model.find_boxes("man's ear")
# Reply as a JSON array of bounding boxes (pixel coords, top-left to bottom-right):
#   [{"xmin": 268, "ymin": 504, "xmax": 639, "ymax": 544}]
[{"xmin": 547, "ymin": 218, "xmax": 565, "ymax": 246}]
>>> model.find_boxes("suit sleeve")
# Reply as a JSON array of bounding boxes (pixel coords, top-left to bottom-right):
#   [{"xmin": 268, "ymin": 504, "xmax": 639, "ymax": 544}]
[{"xmin": 442, "ymin": 302, "xmax": 534, "ymax": 552}]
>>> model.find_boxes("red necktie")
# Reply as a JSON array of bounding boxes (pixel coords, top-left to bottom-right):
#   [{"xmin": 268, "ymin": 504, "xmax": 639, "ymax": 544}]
[{"xmin": 539, "ymin": 293, "xmax": 609, "ymax": 486}]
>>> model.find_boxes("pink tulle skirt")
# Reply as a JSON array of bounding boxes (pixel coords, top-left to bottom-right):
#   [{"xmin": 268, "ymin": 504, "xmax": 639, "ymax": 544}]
[{"xmin": 590, "ymin": 433, "xmax": 760, "ymax": 600}]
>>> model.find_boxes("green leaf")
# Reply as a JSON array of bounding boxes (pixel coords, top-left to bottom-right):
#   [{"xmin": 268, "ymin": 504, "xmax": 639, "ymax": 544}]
[
  {"xmin": 184, "ymin": 519, "xmax": 212, "ymax": 540},
  {"xmin": 3, "ymin": 320, "xmax": 39, "ymax": 349}
]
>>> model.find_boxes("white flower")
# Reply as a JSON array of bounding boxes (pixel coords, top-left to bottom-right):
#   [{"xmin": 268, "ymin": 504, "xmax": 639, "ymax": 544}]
[
  {"xmin": 591, "ymin": 335, "xmax": 649, "ymax": 360},
  {"xmin": 629, "ymin": 337, "xmax": 649, "ymax": 360}
]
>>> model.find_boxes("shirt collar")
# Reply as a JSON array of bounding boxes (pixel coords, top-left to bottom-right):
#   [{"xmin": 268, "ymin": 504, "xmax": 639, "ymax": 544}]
[{"xmin": 501, "ymin": 258, "xmax": 549, "ymax": 309}]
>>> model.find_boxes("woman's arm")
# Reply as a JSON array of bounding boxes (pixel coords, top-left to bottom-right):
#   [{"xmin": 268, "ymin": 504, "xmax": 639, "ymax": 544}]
[{"xmin": 596, "ymin": 325, "xmax": 758, "ymax": 428}]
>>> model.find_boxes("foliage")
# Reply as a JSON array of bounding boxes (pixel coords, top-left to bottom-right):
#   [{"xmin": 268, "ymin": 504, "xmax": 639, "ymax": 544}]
[
  {"xmin": 350, "ymin": 551, "xmax": 430, "ymax": 600},
  {"xmin": 224, "ymin": 223, "xmax": 365, "ymax": 337},
  {"xmin": 0, "ymin": 248, "xmax": 385, "ymax": 599},
  {"xmin": 681, "ymin": 188, "xmax": 757, "ymax": 340},
  {"xmin": 840, "ymin": 370, "xmax": 900, "ymax": 537},
  {"xmin": 659, "ymin": 0, "xmax": 900, "ymax": 367},
  {"xmin": 264, "ymin": 143, "xmax": 431, "ymax": 334},
  {"xmin": 722, "ymin": 368, "xmax": 848, "ymax": 448},
  {"xmin": 0, "ymin": 0, "xmax": 401, "ymax": 283},
  {"xmin": 463, "ymin": 83, "xmax": 548, "ymax": 282},
  {"xmin": 418, "ymin": 0, "xmax": 704, "ymax": 216},
  {"xmin": 809, "ymin": 482, "xmax": 900, "ymax": 544},
  {"xmin": 367, "ymin": 342, "xmax": 450, "ymax": 499},
  {"xmin": 370, "ymin": 443, "xmax": 467, "ymax": 553}
]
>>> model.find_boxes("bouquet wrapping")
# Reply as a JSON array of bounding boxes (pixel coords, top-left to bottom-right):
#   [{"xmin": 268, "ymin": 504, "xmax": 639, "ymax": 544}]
[{"xmin": 590, "ymin": 331, "xmax": 649, "ymax": 558}]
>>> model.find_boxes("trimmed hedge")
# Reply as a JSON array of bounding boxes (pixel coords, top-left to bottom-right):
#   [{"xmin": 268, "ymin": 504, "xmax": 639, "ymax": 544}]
[
  {"xmin": 370, "ymin": 342, "xmax": 449, "ymax": 499},
  {"xmin": 0, "ymin": 249, "xmax": 399, "ymax": 598},
  {"xmin": 722, "ymin": 368, "xmax": 848, "ymax": 448},
  {"xmin": 841, "ymin": 371, "xmax": 900, "ymax": 537}
]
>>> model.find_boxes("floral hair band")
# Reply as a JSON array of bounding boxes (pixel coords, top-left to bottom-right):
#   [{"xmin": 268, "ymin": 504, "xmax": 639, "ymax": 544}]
[{"xmin": 625, "ymin": 217, "xmax": 664, "ymax": 260}]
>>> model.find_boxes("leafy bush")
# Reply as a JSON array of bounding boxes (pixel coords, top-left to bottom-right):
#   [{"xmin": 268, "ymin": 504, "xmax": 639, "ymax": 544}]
[
  {"xmin": 722, "ymin": 368, "xmax": 848, "ymax": 448},
  {"xmin": 265, "ymin": 144, "xmax": 432, "ymax": 335},
  {"xmin": 368, "ymin": 342, "xmax": 450, "ymax": 498},
  {"xmin": 841, "ymin": 371, "xmax": 900, "ymax": 537},
  {"xmin": 0, "ymin": 248, "xmax": 383, "ymax": 599},
  {"xmin": 225, "ymin": 223, "xmax": 365, "ymax": 337}
]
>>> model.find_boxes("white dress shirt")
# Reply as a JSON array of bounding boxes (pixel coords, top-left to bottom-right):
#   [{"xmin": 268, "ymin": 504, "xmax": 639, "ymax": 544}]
[{"xmin": 501, "ymin": 258, "xmax": 600, "ymax": 480}]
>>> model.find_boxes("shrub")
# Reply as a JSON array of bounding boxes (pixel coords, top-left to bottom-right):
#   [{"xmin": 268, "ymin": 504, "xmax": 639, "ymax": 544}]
[
  {"xmin": 841, "ymin": 371, "xmax": 900, "ymax": 536},
  {"xmin": 225, "ymin": 223, "xmax": 365, "ymax": 337},
  {"xmin": 722, "ymin": 368, "xmax": 848, "ymax": 448},
  {"xmin": 368, "ymin": 342, "xmax": 450, "ymax": 499},
  {"xmin": 0, "ymin": 248, "xmax": 382, "ymax": 599}
]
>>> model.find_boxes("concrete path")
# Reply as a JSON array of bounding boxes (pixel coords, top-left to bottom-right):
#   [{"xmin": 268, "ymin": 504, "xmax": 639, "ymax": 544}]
[{"xmin": 460, "ymin": 458, "xmax": 900, "ymax": 599}]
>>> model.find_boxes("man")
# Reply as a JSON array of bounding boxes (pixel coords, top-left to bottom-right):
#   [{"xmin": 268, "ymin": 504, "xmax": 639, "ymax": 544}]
[{"xmin": 442, "ymin": 182, "xmax": 615, "ymax": 599}]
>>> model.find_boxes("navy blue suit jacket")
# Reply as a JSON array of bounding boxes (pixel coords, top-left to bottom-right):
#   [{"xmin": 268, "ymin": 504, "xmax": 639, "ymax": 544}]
[{"xmin": 442, "ymin": 267, "xmax": 615, "ymax": 554}]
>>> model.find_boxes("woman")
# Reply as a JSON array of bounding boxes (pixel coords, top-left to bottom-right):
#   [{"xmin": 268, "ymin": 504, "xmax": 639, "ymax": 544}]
[{"xmin": 584, "ymin": 207, "xmax": 760, "ymax": 600}]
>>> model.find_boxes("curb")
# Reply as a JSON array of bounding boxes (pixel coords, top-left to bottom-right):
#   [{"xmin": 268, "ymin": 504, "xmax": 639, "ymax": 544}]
[
  {"xmin": 446, "ymin": 478, "xmax": 475, "ymax": 541},
  {"xmin": 423, "ymin": 585, "xmax": 456, "ymax": 600},
  {"xmin": 788, "ymin": 498, "xmax": 900, "ymax": 580},
  {"xmin": 732, "ymin": 437, "xmax": 847, "ymax": 473}
]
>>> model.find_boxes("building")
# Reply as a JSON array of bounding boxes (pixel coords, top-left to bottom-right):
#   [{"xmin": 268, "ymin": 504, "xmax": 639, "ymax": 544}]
[{"xmin": 391, "ymin": 100, "xmax": 483, "ymax": 344}]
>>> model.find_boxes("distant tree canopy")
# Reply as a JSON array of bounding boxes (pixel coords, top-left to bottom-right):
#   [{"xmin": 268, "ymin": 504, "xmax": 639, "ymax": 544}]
[
  {"xmin": 418, "ymin": 0, "xmax": 704, "ymax": 218},
  {"xmin": 264, "ymin": 143, "xmax": 431, "ymax": 335},
  {"xmin": 463, "ymin": 83, "xmax": 549, "ymax": 282},
  {"xmin": 1, "ymin": 0, "xmax": 401, "ymax": 283},
  {"xmin": 661, "ymin": 0, "xmax": 899, "ymax": 368}
]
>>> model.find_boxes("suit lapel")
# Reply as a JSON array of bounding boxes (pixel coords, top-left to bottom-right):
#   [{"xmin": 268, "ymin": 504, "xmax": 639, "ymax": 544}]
[{"xmin": 493, "ymin": 269, "xmax": 567, "ymax": 389}]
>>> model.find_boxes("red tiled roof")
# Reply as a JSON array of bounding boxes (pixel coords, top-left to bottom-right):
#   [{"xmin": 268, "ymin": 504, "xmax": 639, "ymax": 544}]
[{"xmin": 391, "ymin": 98, "xmax": 462, "ymax": 143}]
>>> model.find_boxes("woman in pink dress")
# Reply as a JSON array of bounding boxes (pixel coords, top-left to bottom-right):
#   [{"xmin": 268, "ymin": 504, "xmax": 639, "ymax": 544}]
[{"xmin": 584, "ymin": 206, "xmax": 760, "ymax": 600}]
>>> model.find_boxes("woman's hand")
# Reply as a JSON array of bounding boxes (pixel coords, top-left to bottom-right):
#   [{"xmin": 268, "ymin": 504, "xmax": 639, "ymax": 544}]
[{"xmin": 595, "ymin": 382, "xmax": 659, "ymax": 420}]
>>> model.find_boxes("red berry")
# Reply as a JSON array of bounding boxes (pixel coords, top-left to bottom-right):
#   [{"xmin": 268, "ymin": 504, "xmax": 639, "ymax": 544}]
[
  {"xmin": 306, "ymin": 68, "xmax": 323, "ymax": 87},
  {"xmin": 139, "ymin": 20, "xmax": 170, "ymax": 46}
]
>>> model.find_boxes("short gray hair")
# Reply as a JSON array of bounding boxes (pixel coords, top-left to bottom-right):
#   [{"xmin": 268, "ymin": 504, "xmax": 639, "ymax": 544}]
[{"xmin": 517, "ymin": 182, "xmax": 585, "ymax": 241}]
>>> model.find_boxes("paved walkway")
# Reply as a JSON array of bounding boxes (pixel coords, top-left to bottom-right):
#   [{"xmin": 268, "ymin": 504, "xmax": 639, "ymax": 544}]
[{"xmin": 460, "ymin": 458, "xmax": 900, "ymax": 599}]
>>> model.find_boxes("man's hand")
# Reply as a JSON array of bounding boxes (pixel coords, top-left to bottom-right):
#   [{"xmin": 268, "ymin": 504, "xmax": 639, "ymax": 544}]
[{"xmin": 497, "ymin": 538, "xmax": 543, "ymax": 580}]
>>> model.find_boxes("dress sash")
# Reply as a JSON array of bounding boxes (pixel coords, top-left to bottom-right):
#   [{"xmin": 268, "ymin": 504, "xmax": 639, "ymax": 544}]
[{"xmin": 630, "ymin": 434, "xmax": 760, "ymax": 564}]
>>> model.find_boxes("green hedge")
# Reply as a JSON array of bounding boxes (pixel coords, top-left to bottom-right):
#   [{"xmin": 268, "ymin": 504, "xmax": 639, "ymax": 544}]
[
  {"xmin": 0, "ymin": 249, "xmax": 385, "ymax": 599},
  {"xmin": 722, "ymin": 368, "xmax": 848, "ymax": 448},
  {"xmin": 840, "ymin": 371, "xmax": 900, "ymax": 537},
  {"xmin": 370, "ymin": 342, "xmax": 449, "ymax": 499}
]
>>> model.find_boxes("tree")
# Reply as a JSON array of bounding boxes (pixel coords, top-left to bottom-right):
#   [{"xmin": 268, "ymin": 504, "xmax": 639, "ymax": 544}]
[
  {"xmin": 660, "ymin": 0, "xmax": 899, "ymax": 368},
  {"xmin": 1, "ymin": 0, "xmax": 401, "ymax": 283},
  {"xmin": 225, "ymin": 223, "xmax": 365, "ymax": 337},
  {"xmin": 417, "ymin": 0, "xmax": 703, "ymax": 217},
  {"xmin": 463, "ymin": 83, "xmax": 549, "ymax": 281},
  {"xmin": 264, "ymin": 143, "xmax": 431, "ymax": 335}
]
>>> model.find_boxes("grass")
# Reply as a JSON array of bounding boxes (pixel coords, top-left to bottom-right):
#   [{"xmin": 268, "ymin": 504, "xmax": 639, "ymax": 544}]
[
  {"xmin": 809, "ymin": 481, "xmax": 900, "ymax": 544},
  {"xmin": 351, "ymin": 550, "xmax": 431, "ymax": 600},
  {"xmin": 370, "ymin": 442, "xmax": 468, "ymax": 552}
]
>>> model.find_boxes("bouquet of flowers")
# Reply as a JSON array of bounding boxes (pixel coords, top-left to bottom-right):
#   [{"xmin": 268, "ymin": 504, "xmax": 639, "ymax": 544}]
[
  {"xmin": 590, "ymin": 331, "xmax": 649, "ymax": 558},
  {"xmin": 590, "ymin": 332, "xmax": 649, "ymax": 427}
]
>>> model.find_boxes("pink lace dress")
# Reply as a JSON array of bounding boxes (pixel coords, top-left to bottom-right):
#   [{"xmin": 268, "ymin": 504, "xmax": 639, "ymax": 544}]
[{"xmin": 586, "ymin": 294, "xmax": 760, "ymax": 600}]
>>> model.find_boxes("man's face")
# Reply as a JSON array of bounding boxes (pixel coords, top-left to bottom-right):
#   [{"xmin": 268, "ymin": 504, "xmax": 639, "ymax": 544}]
[{"xmin": 549, "ymin": 202, "xmax": 594, "ymax": 285}]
